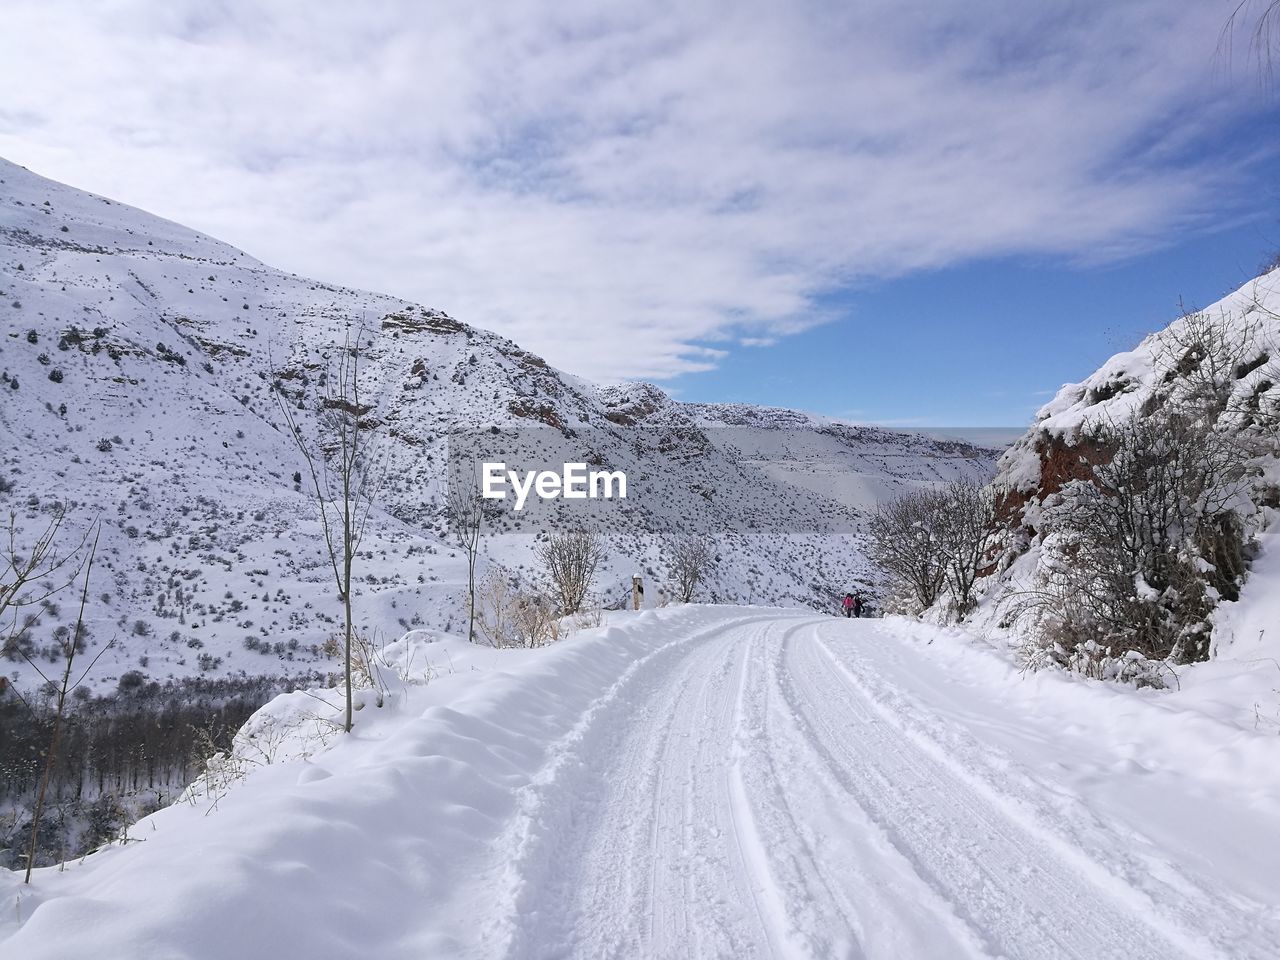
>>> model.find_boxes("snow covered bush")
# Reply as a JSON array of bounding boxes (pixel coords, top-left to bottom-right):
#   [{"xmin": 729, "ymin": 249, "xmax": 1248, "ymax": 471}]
[
  {"xmin": 1010, "ymin": 306, "xmax": 1278, "ymax": 677},
  {"xmin": 1017, "ymin": 629, "xmax": 1177, "ymax": 689}
]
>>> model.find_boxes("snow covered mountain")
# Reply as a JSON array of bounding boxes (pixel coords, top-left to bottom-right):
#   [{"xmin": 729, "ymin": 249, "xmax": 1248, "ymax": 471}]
[{"xmin": 0, "ymin": 157, "xmax": 995, "ymax": 692}]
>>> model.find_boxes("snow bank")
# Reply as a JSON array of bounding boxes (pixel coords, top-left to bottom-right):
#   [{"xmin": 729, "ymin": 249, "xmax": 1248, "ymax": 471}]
[{"xmin": 880, "ymin": 615, "xmax": 1280, "ymax": 788}]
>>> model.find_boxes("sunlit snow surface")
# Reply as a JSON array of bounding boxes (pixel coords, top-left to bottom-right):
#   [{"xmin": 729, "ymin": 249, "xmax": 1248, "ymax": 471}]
[{"xmin": 3, "ymin": 608, "xmax": 1278, "ymax": 958}]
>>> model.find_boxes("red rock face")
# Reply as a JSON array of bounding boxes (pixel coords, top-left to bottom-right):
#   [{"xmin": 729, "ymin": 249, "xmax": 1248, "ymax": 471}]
[
  {"xmin": 994, "ymin": 431, "xmax": 1113, "ymax": 539},
  {"xmin": 978, "ymin": 431, "xmax": 1113, "ymax": 579}
]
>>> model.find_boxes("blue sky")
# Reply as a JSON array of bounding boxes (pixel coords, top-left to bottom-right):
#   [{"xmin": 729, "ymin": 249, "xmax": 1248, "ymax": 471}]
[
  {"xmin": 667, "ymin": 202, "xmax": 1280, "ymax": 427},
  {"xmin": 2, "ymin": 0, "xmax": 1278, "ymax": 427}
]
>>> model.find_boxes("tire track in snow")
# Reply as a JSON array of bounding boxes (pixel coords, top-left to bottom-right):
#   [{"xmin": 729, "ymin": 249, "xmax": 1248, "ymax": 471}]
[
  {"xmin": 489, "ymin": 611, "xmax": 804, "ymax": 960},
  {"xmin": 507, "ymin": 613, "xmax": 984, "ymax": 960},
  {"xmin": 775, "ymin": 626, "xmax": 1212, "ymax": 960},
  {"xmin": 725, "ymin": 623, "xmax": 808, "ymax": 959},
  {"xmin": 486, "ymin": 611, "xmax": 1261, "ymax": 960},
  {"xmin": 811, "ymin": 624, "xmax": 1279, "ymax": 960},
  {"xmin": 744, "ymin": 621, "xmax": 994, "ymax": 960}
]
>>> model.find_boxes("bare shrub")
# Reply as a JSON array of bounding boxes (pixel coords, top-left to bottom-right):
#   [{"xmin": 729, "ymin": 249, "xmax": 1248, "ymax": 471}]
[
  {"xmin": 320, "ymin": 629, "xmax": 393, "ymax": 701},
  {"xmin": 1007, "ymin": 290, "xmax": 1280, "ymax": 681},
  {"xmin": 1159, "ymin": 306, "xmax": 1264, "ymax": 417},
  {"xmin": 568, "ymin": 607, "xmax": 604, "ymax": 631},
  {"xmin": 475, "ymin": 570, "xmax": 516, "ymax": 648},
  {"xmin": 475, "ymin": 570, "xmax": 558, "ymax": 648},
  {"xmin": 509, "ymin": 592, "xmax": 558, "ymax": 648}
]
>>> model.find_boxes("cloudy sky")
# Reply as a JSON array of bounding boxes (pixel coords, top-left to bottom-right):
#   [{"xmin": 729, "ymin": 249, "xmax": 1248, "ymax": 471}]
[{"xmin": 2, "ymin": 0, "xmax": 1278, "ymax": 424}]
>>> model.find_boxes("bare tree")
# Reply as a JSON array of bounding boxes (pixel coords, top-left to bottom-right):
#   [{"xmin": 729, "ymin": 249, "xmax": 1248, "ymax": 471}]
[
  {"xmin": 2, "ymin": 507, "xmax": 86, "ymax": 652},
  {"xmin": 934, "ymin": 481, "xmax": 1001, "ymax": 619},
  {"xmin": 9, "ymin": 526, "xmax": 112, "ymax": 883},
  {"xmin": 867, "ymin": 482, "xmax": 1001, "ymax": 619},
  {"xmin": 446, "ymin": 455, "xmax": 488, "ymax": 643},
  {"xmin": 273, "ymin": 325, "xmax": 386, "ymax": 733},
  {"xmin": 866, "ymin": 489, "xmax": 948, "ymax": 611},
  {"xmin": 1222, "ymin": 0, "xmax": 1280, "ymax": 80},
  {"xmin": 664, "ymin": 534, "xmax": 713, "ymax": 603},
  {"xmin": 538, "ymin": 530, "xmax": 604, "ymax": 616}
]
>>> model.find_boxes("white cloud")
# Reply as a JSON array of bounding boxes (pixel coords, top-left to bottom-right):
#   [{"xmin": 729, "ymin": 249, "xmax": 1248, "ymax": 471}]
[{"xmin": 0, "ymin": 0, "xmax": 1270, "ymax": 381}]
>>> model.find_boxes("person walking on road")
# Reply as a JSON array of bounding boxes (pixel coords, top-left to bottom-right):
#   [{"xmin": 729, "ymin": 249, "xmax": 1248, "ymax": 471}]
[{"xmin": 841, "ymin": 593, "xmax": 854, "ymax": 618}]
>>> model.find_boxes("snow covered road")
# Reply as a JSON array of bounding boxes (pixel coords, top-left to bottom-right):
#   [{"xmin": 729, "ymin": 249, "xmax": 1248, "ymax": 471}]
[
  {"xmin": 503, "ymin": 614, "xmax": 1280, "ymax": 960},
  {"xmin": 4, "ymin": 608, "xmax": 1279, "ymax": 959}
]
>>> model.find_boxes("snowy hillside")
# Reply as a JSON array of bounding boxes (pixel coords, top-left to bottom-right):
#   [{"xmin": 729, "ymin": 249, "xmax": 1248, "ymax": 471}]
[
  {"xmin": 969, "ymin": 267, "xmax": 1280, "ymax": 716},
  {"xmin": 0, "ymin": 157, "xmax": 995, "ymax": 693}
]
